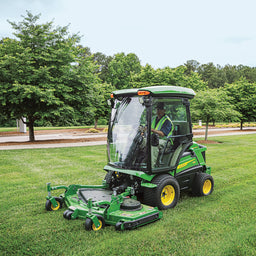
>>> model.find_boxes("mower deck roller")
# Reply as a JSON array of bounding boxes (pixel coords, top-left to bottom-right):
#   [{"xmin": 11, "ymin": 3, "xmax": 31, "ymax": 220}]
[{"xmin": 45, "ymin": 85, "xmax": 213, "ymax": 231}]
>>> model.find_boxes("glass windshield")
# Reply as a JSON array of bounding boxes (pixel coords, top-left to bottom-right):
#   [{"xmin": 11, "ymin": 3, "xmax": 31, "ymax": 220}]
[
  {"xmin": 108, "ymin": 96, "xmax": 148, "ymax": 170},
  {"xmin": 107, "ymin": 96, "xmax": 192, "ymax": 173}
]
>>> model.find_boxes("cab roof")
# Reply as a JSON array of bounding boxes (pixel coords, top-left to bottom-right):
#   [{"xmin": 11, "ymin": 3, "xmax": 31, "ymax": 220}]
[{"xmin": 112, "ymin": 85, "xmax": 195, "ymax": 99}]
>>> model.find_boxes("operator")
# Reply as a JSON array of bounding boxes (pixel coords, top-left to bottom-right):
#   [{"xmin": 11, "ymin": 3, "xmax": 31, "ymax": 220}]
[
  {"xmin": 151, "ymin": 102, "xmax": 173, "ymax": 167},
  {"xmin": 151, "ymin": 102, "xmax": 172, "ymax": 138}
]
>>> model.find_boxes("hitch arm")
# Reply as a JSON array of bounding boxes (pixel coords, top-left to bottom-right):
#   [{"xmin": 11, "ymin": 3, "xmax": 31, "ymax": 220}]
[{"xmin": 46, "ymin": 182, "xmax": 68, "ymax": 198}]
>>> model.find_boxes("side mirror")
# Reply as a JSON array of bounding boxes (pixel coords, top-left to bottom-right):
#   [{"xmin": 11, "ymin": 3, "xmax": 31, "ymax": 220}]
[{"xmin": 107, "ymin": 99, "xmax": 115, "ymax": 108}]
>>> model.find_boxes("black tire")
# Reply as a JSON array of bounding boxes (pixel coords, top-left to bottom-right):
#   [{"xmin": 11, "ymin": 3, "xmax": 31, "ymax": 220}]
[
  {"xmin": 104, "ymin": 171, "xmax": 123, "ymax": 189},
  {"xmin": 45, "ymin": 197, "xmax": 62, "ymax": 211},
  {"xmin": 85, "ymin": 215, "xmax": 105, "ymax": 231},
  {"xmin": 63, "ymin": 210, "xmax": 73, "ymax": 220},
  {"xmin": 45, "ymin": 200, "xmax": 52, "ymax": 211},
  {"xmin": 63, "ymin": 210, "xmax": 69, "ymax": 218},
  {"xmin": 120, "ymin": 198, "xmax": 142, "ymax": 211},
  {"xmin": 192, "ymin": 173, "xmax": 214, "ymax": 196},
  {"xmin": 85, "ymin": 218, "xmax": 93, "ymax": 231},
  {"xmin": 143, "ymin": 174, "xmax": 180, "ymax": 210},
  {"xmin": 104, "ymin": 171, "xmax": 114, "ymax": 185}
]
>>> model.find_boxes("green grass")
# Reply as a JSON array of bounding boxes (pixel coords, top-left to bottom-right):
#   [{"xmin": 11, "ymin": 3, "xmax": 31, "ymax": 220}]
[
  {"xmin": 1, "ymin": 135, "xmax": 256, "ymax": 256},
  {"xmin": 0, "ymin": 125, "xmax": 107, "ymax": 133}
]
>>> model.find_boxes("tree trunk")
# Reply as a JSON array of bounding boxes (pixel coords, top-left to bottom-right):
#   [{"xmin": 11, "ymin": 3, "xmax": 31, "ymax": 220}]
[
  {"xmin": 205, "ymin": 121, "xmax": 209, "ymax": 141},
  {"xmin": 28, "ymin": 119, "xmax": 35, "ymax": 142},
  {"xmin": 94, "ymin": 118, "xmax": 98, "ymax": 129},
  {"xmin": 240, "ymin": 120, "xmax": 243, "ymax": 130}
]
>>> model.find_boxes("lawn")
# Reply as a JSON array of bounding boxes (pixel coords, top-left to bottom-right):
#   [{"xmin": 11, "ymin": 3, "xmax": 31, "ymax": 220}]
[
  {"xmin": 0, "ymin": 125, "xmax": 107, "ymax": 133},
  {"xmin": 0, "ymin": 135, "xmax": 255, "ymax": 256}
]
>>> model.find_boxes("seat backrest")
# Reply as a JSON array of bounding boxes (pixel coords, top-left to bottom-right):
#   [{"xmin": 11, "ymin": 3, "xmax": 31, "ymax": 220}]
[
  {"xmin": 168, "ymin": 141, "xmax": 193, "ymax": 169},
  {"xmin": 172, "ymin": 121, "xmax": 190, "ymax": 135}
]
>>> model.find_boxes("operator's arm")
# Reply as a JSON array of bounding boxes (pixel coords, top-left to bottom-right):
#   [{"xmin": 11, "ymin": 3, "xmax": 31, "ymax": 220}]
[
  {"xmin": 151, "ymin": 118, "xmax": 172, "ymax": 138},
  {"xmin": 151, "ymin": 128, "xmax": 165, "ymax": 137}
]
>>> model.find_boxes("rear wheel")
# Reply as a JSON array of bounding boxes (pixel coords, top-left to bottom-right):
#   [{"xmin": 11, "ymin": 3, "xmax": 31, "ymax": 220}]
[
  {"xmin": 143, "ymin": 174, "xmax": 180, "ymax": 210},
  {"xmin": 192, "ymin": 173, "xmax": 214, "ymax": 196}
]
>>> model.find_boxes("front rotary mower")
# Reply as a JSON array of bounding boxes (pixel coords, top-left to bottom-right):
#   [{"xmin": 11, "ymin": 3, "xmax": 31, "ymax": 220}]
[
  {"xmin": 46, "ymin": 183, "xmax": 162, "ymax": 231},
  {"xmin": 45, "ymin": 85, "xmax": 214, "ymax": 231}
]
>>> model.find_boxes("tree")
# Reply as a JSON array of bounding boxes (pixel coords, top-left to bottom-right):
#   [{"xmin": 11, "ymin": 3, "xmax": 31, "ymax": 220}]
[
  {"xmin": 107, "ymin": 52, "xmax": 141, "ymax": 89},
  {"xmin": 237, "ymin": 65, "xmax": 256, "ymax": 83},
  {"xmin": 131, "ymin": 65, "xmax": 207, "ymax": 91},
  {"xmin": 222, "ymin": 64, "xmax": 240, "ymax": 84},
  {"xmin": 197, "ymin": 62, "xmax": 227, "ymax": 88},
  {"xmin": 225, "ymin": 78, "xmax": 256, "ymax": 130},
  {"xmin": 191, "ymin": 89, "xmax": 241, "ymax": 140},
  {"xmin": 92, "ymin": 52, "xmax": 113, "ymax": 83},
  {"xmin": 90, "ymin": 82, "xmax": 114, "ymax": 128},
  {"xmin": 184, "ymin": 60, "xmax": 200, "ymax": 75},
  {"xmin": 0, "ymin": 11, "xmax": 98, "ymax": 141}
]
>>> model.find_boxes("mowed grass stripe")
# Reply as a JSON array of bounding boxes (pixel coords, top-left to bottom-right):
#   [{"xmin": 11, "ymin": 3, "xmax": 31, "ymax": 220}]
[{"xmin": 0, "ymin": 135, "xmax": 255, "ymax": 256}]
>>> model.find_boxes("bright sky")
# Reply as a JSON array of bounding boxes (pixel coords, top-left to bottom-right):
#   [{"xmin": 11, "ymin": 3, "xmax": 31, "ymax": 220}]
[{"xmin": 1, "ymin": 0, "xmax": 256, "ymax": 68}]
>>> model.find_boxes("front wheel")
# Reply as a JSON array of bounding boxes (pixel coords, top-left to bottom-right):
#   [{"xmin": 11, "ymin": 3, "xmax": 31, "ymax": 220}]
[
  {"xmin": 84, "ymin": 215, "xmax": 105, "ymax": 231},
  {"xmin": 192, "ymin": 173, "xmax": 214, "ymax": 196},
  {"xmin": 45, "ymin": 197, "xmax": 63, "ymax": 211},
  {"xmin": 143, "ymin": 174, "xmax": 180, "ymax": 210}
]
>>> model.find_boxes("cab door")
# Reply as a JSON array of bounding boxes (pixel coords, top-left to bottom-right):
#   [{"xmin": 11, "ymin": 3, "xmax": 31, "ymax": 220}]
[{"xmin": 151, "ymin": 98, "xmax": 193, "ymax": 173}]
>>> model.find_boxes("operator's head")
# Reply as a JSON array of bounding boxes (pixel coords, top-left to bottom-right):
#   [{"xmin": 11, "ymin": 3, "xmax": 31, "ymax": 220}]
[{"xmin": 156, "ymin": 102, "xmax": 165, "ymax": 117}]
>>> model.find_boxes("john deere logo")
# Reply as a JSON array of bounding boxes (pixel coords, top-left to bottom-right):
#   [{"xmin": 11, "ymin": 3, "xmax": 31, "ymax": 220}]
[{"xmin": 177, "ymin": 159, "xmax": 196, "ymax": 169}]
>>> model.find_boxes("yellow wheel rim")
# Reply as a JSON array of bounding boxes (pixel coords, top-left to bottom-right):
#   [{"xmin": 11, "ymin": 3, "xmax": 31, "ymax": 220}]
[
  {"xmin": 51, "ymin": 201, "xmax": 60, "ymax": 211},
  {"xmin": 203, "ymin": 179, "xmax": 212, "ymax": 195},
  {"xmin": 92, "ymin": 220, "xmax": 102, "ymax": 231},
  {"xmin": 161, "ymin": 185, "xmax": 175, "ymax": 206}
]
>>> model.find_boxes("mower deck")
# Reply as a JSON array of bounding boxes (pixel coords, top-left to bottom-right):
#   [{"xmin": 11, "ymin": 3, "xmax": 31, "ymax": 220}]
[{"xmin": 46, "ymin": 183, "xmax": 162, "ymax": 231}]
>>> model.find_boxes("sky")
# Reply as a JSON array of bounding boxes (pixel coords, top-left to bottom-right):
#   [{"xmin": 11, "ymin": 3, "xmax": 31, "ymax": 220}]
[{"xmin": 1, "ymin": 0, "xmax": 256, "ymax": 68}]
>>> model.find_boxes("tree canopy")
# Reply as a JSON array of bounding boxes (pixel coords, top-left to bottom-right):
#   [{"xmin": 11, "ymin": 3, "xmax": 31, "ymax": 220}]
[
  {"xmin": 0, "ymin": 11, "xmax": 99, "ymax": 140},
  {"xmin": 225, "ymin": 78, "xmax": 256, "ymax": 129},
  {"xmin": 131, "ymin": 64, "xmax": 207, "ymax": 91},
  {"xmin": 191, "ymin": 89, "xmax": 241, "ymax": 140},
  {"xmin": 1, "ymin": 11, "xmax": 256, "ymax": 136},
  {"xmin": 106, "ymin": 52, "xmax": 141, "ymax": 89}
]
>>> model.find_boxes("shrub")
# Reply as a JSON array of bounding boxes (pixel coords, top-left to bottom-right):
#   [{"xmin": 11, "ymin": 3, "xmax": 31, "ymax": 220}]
[
  {"xmin": 103, "ymin": 127, "xmax": 108, "ymax": 133},
  {"xmin": 85, "ymin": 128, "xmax": 100, "ymax": 133}
]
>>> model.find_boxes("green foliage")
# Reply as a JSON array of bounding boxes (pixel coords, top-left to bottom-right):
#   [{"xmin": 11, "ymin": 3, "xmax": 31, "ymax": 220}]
[
  {"xmin": 91, "ymin": 82, "xmax": 114, "ymax": 128},
  {"xmin": 197, "ymin": 62, "xmax": 227, "ymax": 88},
  {"xmin": 92, "ymin": 52, "xmax": 113, "ymax": 83},
  {"xmin": 107, "ymin": 52, "xmax": 142, "ymax": 89},
  {"xmin": 1, "ymin": 135, "xmax": 256, "ymax": 255},
  {"xmin": 0, "ymin": 11, "xmax": 100, "ymax": 140},
  {"xmin": 131, "ymin": 64, "xmax": 207, "ymax": 91},
  {"xmin": 191, "ymin": 89, "xmax": 241, "ymax": 140},
  {"xmin": 191, "ymin": 89, "xmax": 241, "ymax": 123},
  {"xmin": 1, "ymin": 11, "xmax": 256, "ymax": 133},
  {"xmin": 185, "ymin": 60, "xmax": 256, "ymax": 88},
  {"xmin": 225, "ymin": 78, "xmax": 256, "ymax": 129}
]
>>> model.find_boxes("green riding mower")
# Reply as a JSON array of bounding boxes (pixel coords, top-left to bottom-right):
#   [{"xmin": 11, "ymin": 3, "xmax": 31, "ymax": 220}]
[{"xmin": 45, "ymin": 85, "xmax": 214, "ymax": 231}]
